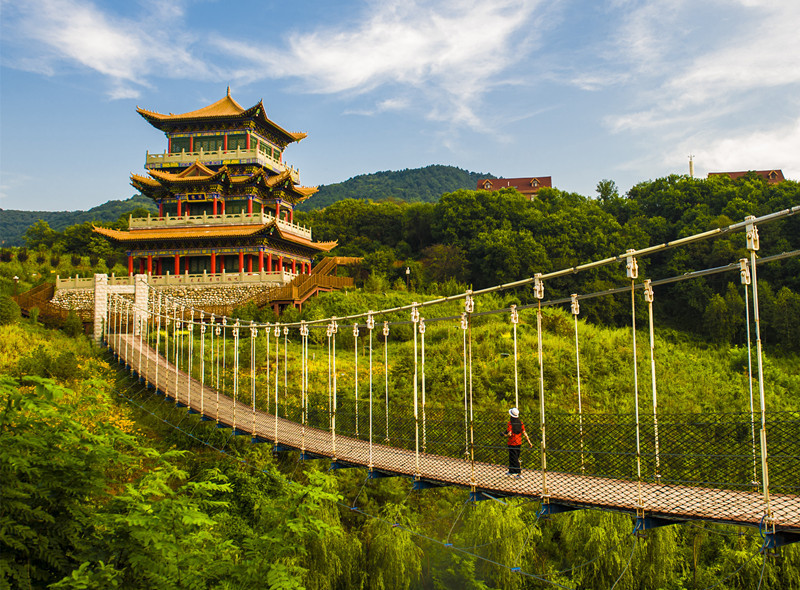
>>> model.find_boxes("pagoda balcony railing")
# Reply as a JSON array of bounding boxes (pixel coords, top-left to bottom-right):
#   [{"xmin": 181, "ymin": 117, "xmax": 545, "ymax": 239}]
[
  {"xmin": 129, "ymin": 211, "xmax": 312, "ymax": 240},
  {"xmin": 145, "ymin": 146, "xmax": 300, "ymax": 182},
  {"xmin": 56, "ymin": 270, "xmax": 298, "ymax": 291}
]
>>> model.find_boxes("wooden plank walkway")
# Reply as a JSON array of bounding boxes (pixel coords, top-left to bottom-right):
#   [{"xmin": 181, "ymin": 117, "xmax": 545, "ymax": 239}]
[{"xmin": 113, "ymin": 334, "xmax": 800, "ymax": 533}]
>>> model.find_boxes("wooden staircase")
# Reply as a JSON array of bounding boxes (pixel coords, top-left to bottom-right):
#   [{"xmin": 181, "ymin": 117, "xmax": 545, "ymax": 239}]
[{"xmin": 267, "ymin": 256, "xmax": 361, "ymax": 312}]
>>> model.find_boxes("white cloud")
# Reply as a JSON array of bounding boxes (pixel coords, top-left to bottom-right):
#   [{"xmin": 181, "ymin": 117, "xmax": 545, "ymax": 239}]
[
  {"xmin": 213, "ymin": 0, "xmax": 548, "ymax": 129},
  {"xmin": 687, "ymin": 118, "xmax": 800, "ymax": 180},
  {"xmin": 605, "ymin": 0, "xmax": 800, "ymax": 131},
  {"xmin": 1, "ymin": 0, "xmax": 211, "ymax": 98}
]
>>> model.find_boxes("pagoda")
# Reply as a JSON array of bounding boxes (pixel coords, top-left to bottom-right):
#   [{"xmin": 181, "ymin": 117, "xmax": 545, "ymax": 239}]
[{"xmin": 93, "ymin": 88, "xmax": 336, "ymax": 278}]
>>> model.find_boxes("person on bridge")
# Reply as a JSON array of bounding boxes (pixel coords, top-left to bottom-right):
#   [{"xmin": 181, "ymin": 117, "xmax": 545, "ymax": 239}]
[{"xmin": 506, "ymin": 407, "xmax": 533, "ymax": 477}]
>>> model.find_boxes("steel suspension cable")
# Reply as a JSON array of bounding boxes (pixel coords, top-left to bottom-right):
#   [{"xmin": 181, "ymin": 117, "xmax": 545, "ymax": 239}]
[
  {"xmin": 643, "ymin": 280, "xmax": 661, "ymax": 481},
  {"xmin": 465, "ymin": 293, "xmax": 475, "ymax": 489},
  {"xmin": 353, "ymin": 323, "xmax": 360, "ymax": 436},
  {"xmin": 221, "ymin": 317, "xmax": 227, "ymax": 406},
  {"xmin": 420, "ymin": 316, "xmax": 427, "ymax": 453},
  {"xmin": 367, "ymin": 313, "xmax": 375, "ymax": 468},
  {"xmin": 746, "ymin": 218, "xmax": 773, "ymax": 528},
  {"xmin": 124, "ymin": 295, "xmax": 130, "ymax": 364},
  {"xmin": 274, "ymin": 324, "xmax": 281, "ymax": 444},
  {"xmin": 144, "ymin": 293, "xmax": 152, "ymax": 387},
  {"xmin": 535, "ymin": 275, "xmax": 548, "ymax": 498},
  {"xmin": 251, "ymin": 321, "xmax": 257, "ymax": 436},
  {"xmin": 461, "ymin": 311, "xmax": 469, "ymax": 458},
  {"xmin": 284, "ymin": 325, "xmax": 289, "ymax": 408},
  {"xmin": 327, "ymin": 323, "xmax": 332, "ymax": 427},
  {"xmin": 383, "ymin": 320, "xmax": 390, "ymax": 442},
  {"xmin": 300, "ymin": 321, "xmax": 309, "ymax": 454},
  {"xmin": 174, "ymin": 305, "xmax": 180, "ymax": 405},
  {"xmin": 412, "ymin": 303, "xmax": 420, "ymax": 477},
  {"xmin": 626, "ymin": 252, "xmax": 645, "ymax": 515},
  {"xmin": 155, "ymin": 293, "xmax": 162, "ymax": 393},
  {"xmin": 511, "ymin": 304, "xmax": 519, "ymax": 409},
  {"xmin": 200, "ymin": 312, "xmax": 206, "ymax": 417},
  {"xmin": 570, "ymin": 294, "xmax": 585, "ymax": 474},
  {"xmin": 187, "ymin": 309, "xmax": 194, "ymax": 410},
  {"xmin": 740, "ymin": 258, "xmax": 758, "ymax": 487},
  {"xmin": 330, "ymin": 319, "xmax": 339, "ymax": 459},
  {"xmin": 233, "ymin": 320, "xmax": 241, "ymax": 432}
]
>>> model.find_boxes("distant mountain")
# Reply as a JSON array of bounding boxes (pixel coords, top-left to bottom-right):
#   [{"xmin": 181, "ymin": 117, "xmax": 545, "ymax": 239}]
[
  {"xmin": 1, "ymin": 195, "xmax": 157, "ymax": 247},
  {"xmin": 298, "ymin": 165, "xmax": 495, "ymax": 211}
]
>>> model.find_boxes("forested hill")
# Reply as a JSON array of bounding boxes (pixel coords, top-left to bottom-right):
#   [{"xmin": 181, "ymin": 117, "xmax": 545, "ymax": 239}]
[
  {"xmin": 1, "ymin": 195, "xmax": 156, "ymax": 247},
  {"xmin": 298, "ymin": 164, "xmax": 494, "ymax": 211}
]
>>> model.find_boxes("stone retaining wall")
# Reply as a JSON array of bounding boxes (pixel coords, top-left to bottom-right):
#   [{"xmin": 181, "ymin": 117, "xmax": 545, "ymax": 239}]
[{"xmin": 52, "ymin": 284, "xmax": 275, "ymax": 311}]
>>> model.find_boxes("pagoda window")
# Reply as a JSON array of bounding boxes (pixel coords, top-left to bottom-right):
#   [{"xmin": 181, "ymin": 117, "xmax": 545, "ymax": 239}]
[
  {"xmin": 195, "ymin": 135, "xmax": 224, "ymax": 153},
  {"xmin": 172, "ymin": 137, "xmax": 191, "ymax": 153},
  {"xmin": 228, "ymin": 134, "xmax": 247, "ymax": 150}
]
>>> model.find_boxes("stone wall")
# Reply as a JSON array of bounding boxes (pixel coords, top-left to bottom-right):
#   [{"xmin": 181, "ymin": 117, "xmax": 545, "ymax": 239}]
[{"xmin": 52, "ymin": 284, "xmax": 275, "ymax": 311}]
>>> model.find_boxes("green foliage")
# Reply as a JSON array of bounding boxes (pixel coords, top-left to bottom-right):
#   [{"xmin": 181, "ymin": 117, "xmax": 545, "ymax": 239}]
[
  {"xmin": 0, "ymin": 375, "xmax": 137, "ymax": 589},
  {"xmin": 17, "ymin": 345, "xmax": 80, "ymax": 381},
  {"xmin": 62, "ymin": 310, "xmax": 84, "ymax": 337},
  {"xmin": 298, "ymin": 165, "xmax": 493, "ymax": 211},
  {"xmin": 0, "ymin": 296, "xmax": 21, "ymax": 325},
  {"xmin": 2, "ymin": 195, "xmax": 157, "ymax": 247}
]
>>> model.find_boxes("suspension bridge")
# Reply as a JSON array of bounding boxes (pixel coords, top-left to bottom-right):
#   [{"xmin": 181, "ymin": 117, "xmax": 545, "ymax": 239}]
[{"xmin": 99, "ymin": 210, "xmax": 800, "ymax": 553}]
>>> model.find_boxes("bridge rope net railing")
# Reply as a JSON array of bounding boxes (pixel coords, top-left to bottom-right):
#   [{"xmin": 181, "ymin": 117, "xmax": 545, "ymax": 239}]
[{"xmin": 101, "ymin": 208, "xmax": 800, "ymax": 535}]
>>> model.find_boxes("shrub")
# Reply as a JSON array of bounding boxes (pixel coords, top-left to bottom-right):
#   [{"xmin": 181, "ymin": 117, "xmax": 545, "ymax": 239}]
[
  {"xmin": 51, "ymin": 255, "xmax": 61, "ymax": 267},
  {"xmin": 36, "ymin": 252, "xmax": 47, "ymax": 264},
  {"xmin": 105, "ymin": 253, "xmax": 118, "ymax": 268},
  {"xmin": 29, "ymin": 306, "xmax": 40, "ymax": 324},
  {"xmin": 62, "ymin": 310, "xmax": 84, "ymax": 337},
  {"xmin": 0, "ymin": 296, "xmax": 21, "ymax": 325},
  {"xmin": 89, "ymin": 254, "xmax": 100, "ymax": 266},
  {"xmin": 16, "ymin": 346, "xmax": 80, "ymax": 382},
  {"xmin": 17, "ymin": 249, "xmax": 29, "ymax": 263},
  {"xmin": 70, "ymin": 254, "xmax": 81, "ymax": 266},
  {"xmin": 0, "ymin": 248, "xmax": 12, "ymax": 262}
]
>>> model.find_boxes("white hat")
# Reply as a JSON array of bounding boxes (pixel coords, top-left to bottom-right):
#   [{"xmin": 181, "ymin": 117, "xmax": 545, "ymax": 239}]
[{"xmin": 509, "ymin": 407, "xmax": 519, "ymax": 418}]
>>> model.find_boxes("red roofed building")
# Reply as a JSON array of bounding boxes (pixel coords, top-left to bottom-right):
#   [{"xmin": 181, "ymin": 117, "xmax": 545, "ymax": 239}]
[
  {"xmin": 707, "ymin": 170, "xmax": 785, "ymax": 184},
  {"xmin": 477, "ymin": 177, "xmax": 552, "ymax": 199}
]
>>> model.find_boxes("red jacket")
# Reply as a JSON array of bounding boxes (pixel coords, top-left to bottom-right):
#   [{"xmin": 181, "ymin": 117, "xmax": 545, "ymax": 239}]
[{"xmin": 507, "ymin": 420, "xmax": 526, "ymax": 446}]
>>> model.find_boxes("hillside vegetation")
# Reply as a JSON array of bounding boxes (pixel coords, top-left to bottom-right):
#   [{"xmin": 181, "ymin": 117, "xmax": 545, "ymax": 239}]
[
  {"xmin": 1, "ymin": 195, "xmax": 156, "ymax": 247},
  {"xmin": 298, "ymin": 164, "xmax": 493, "ymax": 211}
]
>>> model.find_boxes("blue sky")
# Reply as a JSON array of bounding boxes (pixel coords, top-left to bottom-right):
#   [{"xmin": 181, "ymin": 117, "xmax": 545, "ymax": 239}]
[{"xmin": 1, "ymin": 0, "xmax": 798, "ymax": 211}]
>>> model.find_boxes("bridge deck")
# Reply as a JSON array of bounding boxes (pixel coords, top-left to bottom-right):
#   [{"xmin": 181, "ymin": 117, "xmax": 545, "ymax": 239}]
[{"xmin": 114, "ymin": 334, "xmax": 799, "ymax": 533}]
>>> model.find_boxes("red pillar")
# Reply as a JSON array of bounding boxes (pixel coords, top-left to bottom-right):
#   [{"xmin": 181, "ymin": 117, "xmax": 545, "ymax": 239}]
[
  {"xmin": 267, "ymin": 253, "xmax": 273, "ymax": 272},
  {"xmin": 177, "ymin": 199, "xmax": 182, "ymax": 217},
  {"xmin": 139, "ymin": 258, "xmax": 145, "ymax": 274},
  {"xmin": 238, "ymin": 252, "xmax": 244, "ymax": 273},
  {"xmin": 289, "ymin": 209, "xmax": 294, "ymax": 223},
  {"xmin": 247, "ymin": 255, "xmax": 253, "ymax": 273},
  {"xmin": 159, "ymin": 201, "xmax": 164, "ymax": 218},
  {"xmin": 278, "ymin": 256, "xmax": 283, "ymax": 274},
  {"xmin": 128, "ymin": 255, "xmax": 134, "ymax": 276},
  {"xmin": 213, "ymin": 198, "xmax": 218, "ymax": 216},
  {"xmin": 189, "ymin": 136, "xmax": 194, "ymax": 152},
  {"xmin": 292, "ymin": 259, "xmax": 296, "ymax": 274},
  {"xmin": 259, "ymin": 250, "xmax": 264, "ymax": 272},
  {"xmin": 247, "ymin": 197, "xmax": 253, "ymax": 215},
  {"xmin": 223, "ymin": 133, "xmax": 228, "ymax": 151},
  {"xmin": 175, "ymin": 254, "xmax": 180, "ymax": 275},
  {"xmin": 157, "ymin": 259, "xmax": 162, "ymax": 276},
  {"xmin": 168, "ymin": 137, "xmax": 172, "ymax": 152},
  {"xmin": 210, "ymin": 252, "xmax": 216, "ymax": 275},
  {"xmin": 221, "ymin": 200, "xmax": 225, "ymax": 215},
  {"xmin": 246, "ymin": 133, "xmax": 251, "ymax": 150},
  {"xmin": 147, "ymin": 255, "xmax": 153, "ymax": 275},
  {"xmin": 185, "ymin": 204, "xmax": 190, "ymax": 217},
  {"xmin": 275, "ymin": 202, "xmax": 281, "ymax": 219}
]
